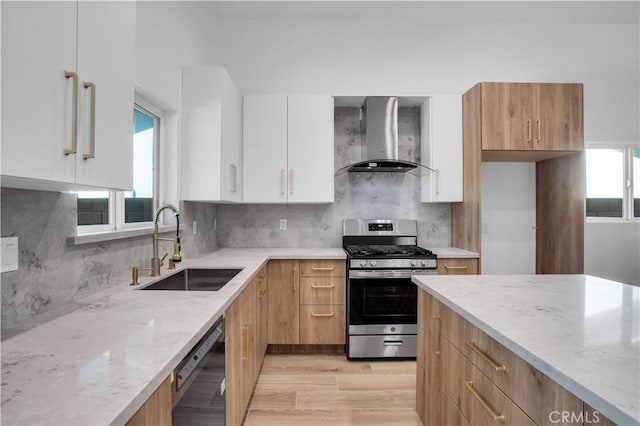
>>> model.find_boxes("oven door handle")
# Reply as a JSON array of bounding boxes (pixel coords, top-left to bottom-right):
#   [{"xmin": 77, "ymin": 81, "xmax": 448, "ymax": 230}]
[{"xmin": 348, "ymin": 270, "xmax": 437, "ymax": 279}]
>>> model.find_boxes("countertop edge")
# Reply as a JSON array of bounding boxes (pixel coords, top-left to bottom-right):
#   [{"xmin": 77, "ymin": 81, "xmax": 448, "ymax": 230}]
[{"xmin": 413, "ymin": 279, "xmax": 639, "ymax": 426}]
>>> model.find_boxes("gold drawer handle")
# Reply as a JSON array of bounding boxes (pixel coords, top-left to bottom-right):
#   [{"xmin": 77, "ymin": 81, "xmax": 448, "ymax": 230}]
[
  {"xmin": 466, "ymin": 342, "xmax": 506, "ymax": 372},
  {"xmin": 444, "ymin": 265, "xmax": 468, "ymax": 270},
  {"xmin": 433, "ymin": 315, "xmax": 440, "ymax": 355},
  {"xmin": 311, "ymin": 266, "xmax": 335, "ymax": 271},
  {"xmin": 311, "ymin": 312, "xmax": 335, "ymax": 318},
  {"xmin": 311, "ymin": 283, "xmax": 335, "ymax": 289},
  {"xmin": 241, "ymin": 326, "xmax": 249, "ymax": 360},
  {"xmin": 465, "ymin": 381, "xmax": 505, "ymax": 421},
  {"xmin": 82, "ymin": 81, "xmax": 96, "ymax": 160},
  {"xmin": 64, "ymin": 71, "xmax": 78, "ymax": 155}
]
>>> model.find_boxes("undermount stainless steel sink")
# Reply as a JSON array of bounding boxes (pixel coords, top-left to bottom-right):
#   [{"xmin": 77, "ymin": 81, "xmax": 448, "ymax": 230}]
[{"xmin": 139, "ymin": 268, "xmax": 243, "ymax": 291}]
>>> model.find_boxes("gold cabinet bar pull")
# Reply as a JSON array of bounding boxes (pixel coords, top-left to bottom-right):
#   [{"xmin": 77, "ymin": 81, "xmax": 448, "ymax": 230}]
[
  {"xmin": 291, "ymin": 267, "xmax": 297, "ymax": 292},
  {"xmin": 311, "ymin": 283, "xmax": 335, "ymax": 289},
  {"xmin": 289, "ymin": 168, "xmax": 294, "ymax": 195},
  {"xmin": 527, "ymin": 119, "xmax": 532, "ymax": 143},
  {"xmin": 536, "ymin": 119, "xmax": 541, "ymax": 143},
  {"xmin": 82, "ymin": 82, "xmax": 96, "ymax": 160},
  {"xmin": 230, "ymin": 164, "xmax": 237, "ymax": 193},
  {"xmin": 433, "ymin": 315, "xmax": 440, "ymax": 355},
  {"xmin": 311, "ymin": 312, "xmax": 335, "ymax": 318},
  {"xmin": 466, "ymin": 342, "xmax": 506, "ymax": 371},
  {"xmin": 444, "ymin": 265, "xmax": 468, "ymax": 270},
  {"xmin": 64, "ymin": 71, "xmax": 78, "ymax": 155},
  {"xmin": 241, "ymin": 326, "xmax": 249, "ymax": 360},
  {"xmin": 464, "ymin": 381, "xmax": 505, "ymax": 421},
  {"xmin": 311, "ymin": 266, "xmax": 335, "ymax": 271},
  {"xmin": 280, "ymin": 169, "xmax": 286, "ymax": 196}
]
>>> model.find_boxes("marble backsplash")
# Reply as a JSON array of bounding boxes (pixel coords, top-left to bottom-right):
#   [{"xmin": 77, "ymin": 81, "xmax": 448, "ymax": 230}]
[
  {"xmin": 216, "ymin": 107, "xmax": 452, "ymax": 248},
  {"xmin": 0, "ymin": 189, "xmax": 217, "ymax": 328}
]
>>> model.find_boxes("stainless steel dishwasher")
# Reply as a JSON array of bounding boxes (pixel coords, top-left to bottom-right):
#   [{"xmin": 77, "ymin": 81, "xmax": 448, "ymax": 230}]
[{"xmin": 172, "ymin": 317, "xmax": 225, "ymax": 425}]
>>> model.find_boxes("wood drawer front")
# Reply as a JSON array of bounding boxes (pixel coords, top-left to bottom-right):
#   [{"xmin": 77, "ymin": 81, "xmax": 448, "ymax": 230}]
[
  {"xmin": 441, "ymin": 337, "xmax": 535, "ymax": 426},
  {"xmin": 299, "ymin": 259, "xmax": 346, "ymax": 277},
  {"xmin": 466, "ymin": 327, "xmax": 583, "ymax": 426},
  {"xmin": 299, "ymin": 277, "xmax": 345, "ymax": 304},
  {"xmin": 299, "ymin": 304, "xmax": 346, "ymax": 344},
  {"xmin": 440, "ymin": 302, "xmax": 478, "ymax": 353},
  {"xmin": 442, "ymin": 389, "xmax": 471, "ymax": 426},
  {"xmin": 438, "ymin": 258, "xmax": 479, "ymax": 275}
]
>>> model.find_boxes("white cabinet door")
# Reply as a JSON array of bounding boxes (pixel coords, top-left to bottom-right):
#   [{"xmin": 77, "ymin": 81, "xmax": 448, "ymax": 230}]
[
  {"xmin": 76, "ymin": 1, "xmax": 135, "ymax": 190},
  {"xmin": 1, "ymin": 1, "xmax": 77, "ymax": 186},
  {"xmin": 287, "ymin": 95, "xmax": 334, "ymax": 203},
  {"xmin": 421, "ymin": 95, "xmax": 462, "ymax": 203},
  {"xmin": 181, "ymin": 67, "xmax": 242, "ymax": 202},
  {"xmin": 243, "ymin": 95, "xmax": 288, "ymax": 203}
]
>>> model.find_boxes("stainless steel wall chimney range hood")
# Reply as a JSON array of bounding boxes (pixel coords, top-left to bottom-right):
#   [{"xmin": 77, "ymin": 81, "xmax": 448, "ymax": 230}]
[{"xmin": 335, "ymin": 96, "xmax": 433, "ymax": 176}]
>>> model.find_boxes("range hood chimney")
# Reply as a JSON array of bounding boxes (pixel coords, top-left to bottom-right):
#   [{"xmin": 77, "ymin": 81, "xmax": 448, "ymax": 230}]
[{"xmin": 335, "ymin": 96, "xmax": 433, "ymax": 176}]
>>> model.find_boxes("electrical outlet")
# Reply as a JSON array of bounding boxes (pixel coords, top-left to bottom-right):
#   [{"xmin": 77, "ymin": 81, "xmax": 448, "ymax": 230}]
[
  {"xmin": 481, "ymin": 222, "xmax": 489, "ymax": 235},
  {"xmin": 192, "ymin": 221, "xmax": 197, "ymax": 235},
  {"xmin": 279, "ymin": 219, "xmax": 287, "ymax": 231},
  {"xmin": 1, "ymin": 237, "xmax": 19, "ymax": 273}
]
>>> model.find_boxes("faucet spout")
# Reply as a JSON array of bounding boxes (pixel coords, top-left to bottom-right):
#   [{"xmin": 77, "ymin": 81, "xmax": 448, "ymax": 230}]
[{"xmin": 151, "ymin": 204, "xmax": 182, "ymax": 276}]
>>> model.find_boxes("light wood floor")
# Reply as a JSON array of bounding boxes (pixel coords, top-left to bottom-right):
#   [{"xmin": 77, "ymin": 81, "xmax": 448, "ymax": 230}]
[{"xmin": 244, "ymin": 354, "xmax": 421, "ymax": 426}]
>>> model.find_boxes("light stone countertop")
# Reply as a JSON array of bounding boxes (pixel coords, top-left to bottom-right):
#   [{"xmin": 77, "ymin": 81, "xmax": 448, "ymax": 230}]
[
  {"xmin": 428, "ymin": 247, "xmax": 479, "ymax": 258},
  {"xmin": 0, "ymin": 248, "xmax": 346, "ymax": 426},
  {"xmin": 412, "ymin": 274, "xmax": 640, "ymax": 426}
]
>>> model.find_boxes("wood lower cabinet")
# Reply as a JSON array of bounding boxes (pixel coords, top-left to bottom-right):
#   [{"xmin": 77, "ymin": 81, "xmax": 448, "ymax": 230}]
[
  {"xmin": 225, "ymin": 266, "xmax": 267, "ymax": 426},
  {"xmin": 125, "ymin": 376, "xmax": 172, "ymax": 426},
  {"xmin": 299, "ymin": 304, "xmax": 345, "ymax": 345},
  {"xmin": 418, "ymin": 289, "xmax": 606, "ymax": 426},
  {"xmin": 437, "ymin": 258, "xmax": 479, "ymax": 275},
  {"xmin": 267, "ymin": 260, "xmax": 300, "ymax": 344}
]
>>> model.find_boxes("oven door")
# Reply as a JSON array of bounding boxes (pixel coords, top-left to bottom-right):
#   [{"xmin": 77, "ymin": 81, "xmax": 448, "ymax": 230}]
[{"xmin": 348, "ymin": 270, "xmax": 434, "ymax": 333}]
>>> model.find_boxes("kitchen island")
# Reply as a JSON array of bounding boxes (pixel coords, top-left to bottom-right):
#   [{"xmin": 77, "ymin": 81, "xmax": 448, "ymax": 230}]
[
  {"xmin": 0, "ymin": 248, "xmax": 346, "ymax": 425},
  {"xmin": 412, "ymin": 274, "xmax": 639, "ymax": 426}
]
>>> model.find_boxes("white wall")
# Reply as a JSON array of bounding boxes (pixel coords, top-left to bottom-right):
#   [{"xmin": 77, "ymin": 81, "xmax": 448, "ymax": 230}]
[
  {"xmin": 585, "ymin": 223, "xmax": 640, "ymax": 285},
  {"xmin": 481, "ymin": 163, "xmax": 536, "ymax": 274}
]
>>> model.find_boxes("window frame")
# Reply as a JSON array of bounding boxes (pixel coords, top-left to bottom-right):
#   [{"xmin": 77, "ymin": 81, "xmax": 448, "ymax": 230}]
[
  {"xmin": 586, "ymin": 141, "xmax": 640, "ymax": 224},
  {"xmin": 76, "ymin": 95, "xmax": 163, "ymax": 235}
]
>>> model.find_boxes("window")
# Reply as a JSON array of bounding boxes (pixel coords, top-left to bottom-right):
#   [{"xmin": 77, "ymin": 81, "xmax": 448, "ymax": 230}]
[
  {"xmin": 75, "ymin": 99, "xmax": 161, "ymax": 233},
  {"xmin": 586, "ymin": 144, "xmax": 639, "ymax": 221}
]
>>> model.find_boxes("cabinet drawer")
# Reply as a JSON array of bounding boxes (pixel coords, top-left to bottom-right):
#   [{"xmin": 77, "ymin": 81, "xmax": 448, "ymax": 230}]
[
  {"xmin": 442, "ymin": 389, "xmax": 470, "ymax": 426},
  {"xmin": 437, "ymin": 258, "xmax": 479, "ymax": 275},
  {"xmin": 299, "ymin": 277, "xmax": 345, "ymax": 305},
  {"xmin": 441, "ymin": 337, "xmax": 536, "ymax": 426},
  {"xmin": 440, "ymin": 302, "xmax": 583, "ymax": 425},
  {"xmin": 299, "ymin": 260, "xmax": 345, "ymax": 277},
  {"xmin": 299, "ymin": 304, "xmax": 345, "ymax": 344}
]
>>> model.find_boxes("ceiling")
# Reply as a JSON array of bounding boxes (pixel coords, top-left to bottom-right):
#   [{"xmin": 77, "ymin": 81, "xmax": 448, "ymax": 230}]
[{"xmin": 202, "ymin": 1, "xmax": 639, "ymax": 24}]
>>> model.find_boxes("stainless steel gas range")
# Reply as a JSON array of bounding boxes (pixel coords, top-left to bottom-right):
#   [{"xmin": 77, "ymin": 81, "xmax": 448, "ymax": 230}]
[{"xmin": 343, "ymin": 219, "xmax": 437, "ymax": 359}]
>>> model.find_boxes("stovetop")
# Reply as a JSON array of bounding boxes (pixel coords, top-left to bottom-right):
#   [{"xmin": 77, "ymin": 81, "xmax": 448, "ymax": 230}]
[{"xmin": 345, "ymin": 244, "xmax": 436, "ymax": 259}]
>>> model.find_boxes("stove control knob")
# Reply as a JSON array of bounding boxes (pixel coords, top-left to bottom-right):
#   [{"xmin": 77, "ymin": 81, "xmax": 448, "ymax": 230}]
[
  {"xmin": 410, "ymin": 260, "xmax": 418, "ymax": 267},
  {"xmin": 360, "ymin": 260, "xmax": 367, "ymax": 267},
  {"xmin": 370, "ymin": 260, "xmax": 378, "ymax": 267},
  {"xmin": 421, "ymin": 260, "xmax": 427, "ymax": 267}
]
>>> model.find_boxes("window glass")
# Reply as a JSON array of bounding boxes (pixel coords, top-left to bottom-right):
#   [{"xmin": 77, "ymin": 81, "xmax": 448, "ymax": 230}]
[
  {"xmin": 634, "ymin": 149, "xmax": 640, "ymax": 218},
  {"xmin": 125, "ymin": 107, "xmax": 157, "ymax": 223},
  {"xmin": 585, "ymin": 148, "xmax": 624, "ymax": 217},
  {"xmin": 77, "ymin": 191, "xmax": 110, "ymax": 226}
]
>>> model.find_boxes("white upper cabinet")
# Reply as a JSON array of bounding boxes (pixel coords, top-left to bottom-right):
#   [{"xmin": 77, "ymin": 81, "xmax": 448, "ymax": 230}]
[
  {"xmin": 421, "ymin": 95, "xmax": 463, "ymax": 203},
  {"xmin": 1, "ymin": 1, "xmax": 135, "ymax": 191},
  {"xmin": 181, "ymin": 67, "xmax": 243, "ymax": 202},
  {"xmin": 287, "ymin": 95, "xmax": 334, "ymax": 203},
  {"xmin": 243, "ymin": 94, "xmax": 334, "ymax": 204}
]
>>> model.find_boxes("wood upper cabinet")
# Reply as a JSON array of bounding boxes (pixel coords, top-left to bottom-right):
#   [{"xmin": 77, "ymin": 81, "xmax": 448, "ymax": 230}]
[
  {"xmin": 181, "ymin": 66, "xmax": 243, "ymax": 202},
  {"xmin": 243, "ymin": 94, "xmax": 334, "ymax": 203},
  {"xmin": 267, "ymin": 260, "xmax": 300, "ymax": 344},
  {"xmin": 1, "ymin": 1, "xmax": 135, "ymax": 191},
  {"xmin": 479, "ymin": 82, "xmax": 583, "ymax": 152}
]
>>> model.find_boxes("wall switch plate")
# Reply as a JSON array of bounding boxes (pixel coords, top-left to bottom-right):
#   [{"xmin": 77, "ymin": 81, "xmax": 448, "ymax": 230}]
[
  {"xmin": 192, "ymin": 221, "xmax": 197, "ymax": 235},
  {"xmin": 1, "ymin": 237, "xmax": 19, "ymax": 273},
  {"xmin": 481, "ymin": 223, "xmax": 489, "ymax": 235},
  {"xmin": 279, "ymin": 219, "xmax": 287, "ymax": 231}
]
